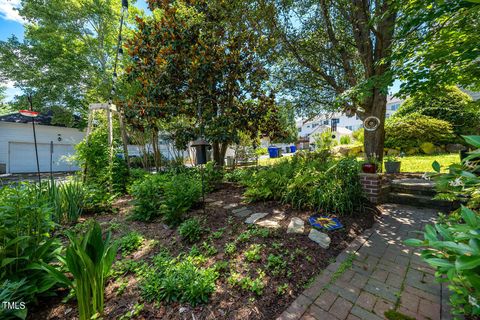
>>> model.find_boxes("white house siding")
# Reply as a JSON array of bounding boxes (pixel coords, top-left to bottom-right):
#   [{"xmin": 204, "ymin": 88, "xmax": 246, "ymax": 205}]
[{"xmin": 0, "ymin": 122, "xmax": 85, "ymax": 173}]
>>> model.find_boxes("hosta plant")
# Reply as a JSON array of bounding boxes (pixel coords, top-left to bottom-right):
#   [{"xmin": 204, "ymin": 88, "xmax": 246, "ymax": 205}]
[
  {"xmin": 405, "ymin": 206, "xmax": 480, "ymax": 318},
  {"xmin": 43, "ymin": 222, "xmax": 118, "ymax": 320}
]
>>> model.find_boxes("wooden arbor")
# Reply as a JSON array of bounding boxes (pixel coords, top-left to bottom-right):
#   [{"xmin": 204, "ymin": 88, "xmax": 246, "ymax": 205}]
[{"xmin": 84, "ymin": 103, "xmax": 130, "ymax": 179}]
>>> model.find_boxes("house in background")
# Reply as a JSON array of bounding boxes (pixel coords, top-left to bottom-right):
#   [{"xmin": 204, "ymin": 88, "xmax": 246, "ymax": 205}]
[
  {"xmin": 296, "ymin": 96, "xmax": 405, "ymax": 149},
  {"xmin": 0, "ymin": 112, "xmax": 84, "ymax": 174}
]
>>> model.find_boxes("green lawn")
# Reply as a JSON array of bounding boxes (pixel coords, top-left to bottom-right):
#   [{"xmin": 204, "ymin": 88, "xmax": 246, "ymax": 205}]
[
  {"xmin": 394, "ymin": 153, "xmax": 459, "ymax": 173},
  {"xmin": 258, "ymin": 153, "xmax": 460, "ymax": 173}
]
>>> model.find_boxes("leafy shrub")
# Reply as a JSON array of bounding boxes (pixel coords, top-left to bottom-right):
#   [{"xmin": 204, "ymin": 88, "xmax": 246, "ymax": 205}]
[
  {"xmin": 224, "ymin": 167, "xmax": 258, "ymax": 183},
  {"xmin": 140, "ymin": 251, "xmax": 218, "ymax": 306},
  {"xmin": 162, "ymin": 173, "xmax": 202, "ymax": 225},
  {"xmin": 130, "ymin": 174, "xmax": 169, "ymax": 222},
  {"xmin": 119, "ymin": 231, "xmax": 144, "ymax": 257},
  {"xmin": 0, "ymin": 183, "xmax": 62, "ymax": 315},
  {"xmin": 313, "ymin": 130, "xmax": 338, "ymax": 151},
  {"xmin": 243, "ymin": 159, "xmax": 297, "ymax": 201},
  {"xmin": 405, "ymin": 206, "xmax": 480, "ymax": 317},
  {"xmin": 203, "ymin": 161, "xmax": 223, "ymax": 192},
  {"xmin": 75, "ymin": 120, "xmax": 128, "ymax": 193},
  {"xmin": 395, "ymin": 86, "xmax": 479, "ymax": 136},
  {"xmin": 406, "ymin": 136, "xmax": 480, "ymax": 318},
  {"xmin": 178, "ymin": 218, "xmax": 203, "ymax": 243},
  {"xmin": 242, "ymin": 154, "xmax": 363, "ymax": 215},
  {"xmin": 385, "ymin": 113, "xmax": 455, "ymax": 151},
  {"xmin": 82, "ymin": 183, "xmax": 114, "ymax": 214},
  {"xmin": 312, "ymin": 157, "xmax": 364, "ymax": 214},
  {"xmin": 340, "ymin": 135, "xmax": 351, "ymax": 145}
]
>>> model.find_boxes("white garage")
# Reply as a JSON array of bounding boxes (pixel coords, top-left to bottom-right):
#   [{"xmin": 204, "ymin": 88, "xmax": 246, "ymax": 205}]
[
  {"xmin": 8, "ymin": 142, "xmax": 79, "ymax": 173},
  {"xmin": 0, "ymin": 112, "xmax": 86, "ymax": 174}
]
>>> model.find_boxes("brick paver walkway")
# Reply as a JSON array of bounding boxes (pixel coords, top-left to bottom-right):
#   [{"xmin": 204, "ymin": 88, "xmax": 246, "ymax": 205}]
[{"xmin": 278, "ymin": 204, "xmax": 452, "ymax": 320}]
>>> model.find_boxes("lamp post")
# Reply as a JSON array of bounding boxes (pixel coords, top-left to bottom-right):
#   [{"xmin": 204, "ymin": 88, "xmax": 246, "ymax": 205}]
[{"xmin": 19, "ymin": 109, "xmax": 41, "ymax": 185}]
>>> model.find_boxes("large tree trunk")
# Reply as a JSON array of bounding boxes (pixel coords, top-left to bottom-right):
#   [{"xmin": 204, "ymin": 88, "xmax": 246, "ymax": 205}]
[
  {"xmin": 212, "ymin": 142, "xmax": 229, "ymax": 167},
  {"xmin": 362, "ymin": 89, "xmax": 387, "ymax": 164}
]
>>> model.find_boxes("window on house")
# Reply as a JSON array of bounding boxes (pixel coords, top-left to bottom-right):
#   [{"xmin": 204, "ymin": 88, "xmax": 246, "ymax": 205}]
[
  {"xmin": 312, "ymin": 123, "xmax": 318, "ymax": 128},
  {"xmin": 346, "ymin": 126, "xmax": 353, "ymax": 131},
  {"xmin": 323, "ymin": 120, "xmax": 329, "ymax": 125},
  {"xmin": 298, "ymin": 128, "xmax": 301, "ymax": 132}
]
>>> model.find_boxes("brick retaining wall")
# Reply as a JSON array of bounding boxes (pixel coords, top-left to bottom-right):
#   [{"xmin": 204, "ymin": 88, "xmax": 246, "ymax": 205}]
[{"xmin": 359, "ymin": 173, "xmax": 388, "ymax": 204}]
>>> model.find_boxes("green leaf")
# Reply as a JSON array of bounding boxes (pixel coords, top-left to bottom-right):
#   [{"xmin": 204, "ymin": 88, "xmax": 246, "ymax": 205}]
[
  {"xmin": 425, "ymin": 258, "xmax": 454, "ymax": 268},
  {"xmin": 455, "ymin": 255, "xmax": 480, "ymax": 270},
  {"xmin": 462, "ymin": 135, "xmax": 480, "ymax": 148},
  {"xmin": 404, "ymin": 239, "xmax": 424, "ymax": 246},
  {"xmin": 461, "ymin": 205, "xmax": 478, "ymax": 228},
  {"xmin": 432, "ymin": 160, "xmax": 441, "ymax": 173}
]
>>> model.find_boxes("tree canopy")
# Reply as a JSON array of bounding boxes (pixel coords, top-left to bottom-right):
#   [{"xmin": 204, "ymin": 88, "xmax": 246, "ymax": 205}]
[{"xmin": 122, "ymin": 0, "xmax": 292, "ymax": 165}]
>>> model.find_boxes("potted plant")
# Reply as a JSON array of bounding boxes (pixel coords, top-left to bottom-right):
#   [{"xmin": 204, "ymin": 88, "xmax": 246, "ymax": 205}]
[
  {"xmin": 384, "ymin": 155, "xmax": 401, "ymax": 174},
  {"xmin": 362, "ymin": 154, "xmax": 379, "ymax": 173}
]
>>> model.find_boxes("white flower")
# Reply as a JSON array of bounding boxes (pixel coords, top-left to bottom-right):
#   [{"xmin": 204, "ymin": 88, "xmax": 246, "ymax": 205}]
[
  {"xmin": 421, "ymin": 172, "xmax": 431, "ymax": 181},
  {"xmin": 448, "ymin": 177, "xmax": 464, "ymax": 187}
]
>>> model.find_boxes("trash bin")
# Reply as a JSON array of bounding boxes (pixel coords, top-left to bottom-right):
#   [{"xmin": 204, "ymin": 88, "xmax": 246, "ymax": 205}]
[
  {"xmin": 268, "ymin": 146, "xmax": 279, "ymax": 158},
  {"xmin": 290, "ymin": 145, "xmax": 296, "ymax": 153}
]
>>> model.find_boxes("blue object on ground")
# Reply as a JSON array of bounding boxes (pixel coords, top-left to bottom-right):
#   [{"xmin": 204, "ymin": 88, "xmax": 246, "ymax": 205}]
[
  {"xmin": 308, "ymin": 214, "xmax": 343, "ymax": 231},
  {"xmin": 290, "ymin": 145, "xmax": 296, "ymax": 153},
  {"xmin": 268, "ymin": 146, "xmax": 279, "ymax": 158}
]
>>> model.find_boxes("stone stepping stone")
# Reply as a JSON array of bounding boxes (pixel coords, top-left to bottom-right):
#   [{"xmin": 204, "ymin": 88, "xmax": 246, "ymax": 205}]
[
  {"xmin": 234, "ymin": 209, "xmax": 252, "ymax": 218},
  {"xmin": 308, "ymin": 229, "xmax": 331, "ymax": 249},
  {"xmin": 224, "ymin": 203, "xmax": 239, "ymax": 210},
  {"xmin": 287, "ymin": 217, "xmax": 304, "ymax": 234},
  {"xmin": 245, "ymin": 212, "xmax": 269, "ymax": 224},
  {"xmin": 255, "ymin": 219, "xmax": 280, "ymax": 229}
]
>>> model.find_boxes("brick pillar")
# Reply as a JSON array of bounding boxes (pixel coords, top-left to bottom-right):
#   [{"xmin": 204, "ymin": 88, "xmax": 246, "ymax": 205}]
[{"xmin": 359, "ymin": 173, "xmax": 383, "ymax": 204}]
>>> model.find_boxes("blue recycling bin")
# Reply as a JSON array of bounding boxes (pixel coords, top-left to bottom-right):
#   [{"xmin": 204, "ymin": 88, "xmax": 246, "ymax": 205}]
[
  {"xmin": 290, "ymin": 145, "xmax": 297, "ymax": 153},
  {"xmin": 268, "ymin": 146, "xmax": 279, "ymax": 158}
]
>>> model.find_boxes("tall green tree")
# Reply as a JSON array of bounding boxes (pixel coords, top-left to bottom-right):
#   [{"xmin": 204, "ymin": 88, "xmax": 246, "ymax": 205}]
[
  {"xmin": 251, "ymin": 0, "xmax": 398, "ymax": 161},
  {"xmin": 394, "ymin": 0, "xmax": 480, "ymax": 94},
  {"xmin": 0, "ymin": 0, "xmax": 142, "ymax": 126},
  {"xmin": 124, "ymin": 0, "xmax": 289, "ymax": 165}
]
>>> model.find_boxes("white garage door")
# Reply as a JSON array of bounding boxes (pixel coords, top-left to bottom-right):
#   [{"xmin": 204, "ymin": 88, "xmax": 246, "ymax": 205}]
[{"xmin": 9, "ymin": 142, "xmax": 79, "ymax": 173}]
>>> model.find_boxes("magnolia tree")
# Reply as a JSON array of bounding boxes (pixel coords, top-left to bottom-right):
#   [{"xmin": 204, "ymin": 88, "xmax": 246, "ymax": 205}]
[{"xmin": 123, "ymin": 0, "xmax": 292, "ymax": 166}]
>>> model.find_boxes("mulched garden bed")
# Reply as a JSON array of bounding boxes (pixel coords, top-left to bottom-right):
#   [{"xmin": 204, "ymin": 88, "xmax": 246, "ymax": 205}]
[{"xmin": 30, "ymin": 182, "xmax": 377, "ymax": 320}]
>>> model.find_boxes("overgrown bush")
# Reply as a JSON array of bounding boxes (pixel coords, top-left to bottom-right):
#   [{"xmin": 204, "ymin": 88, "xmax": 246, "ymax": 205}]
[
  {"xmin": 130, "ymin": 171, "xmax": 201, "ymax": 225},
  {"xmin": 242, "ymin": 152, "xmax": 364, "ymax": 215},
  {"xmin": 395, "ymin": 85, "xmax": 479, "ymax": 136},
  {"xmin": 0, "ymin": 183, "xmax": 63, "ymax": 316},
  {"xmin": 385, "ymin": 113, "xmax": 455, "ymax": 151},
  {"xmin": 178, "ymin": 218, "xmax": 203, "ymax": 243},
  {"xmin": 140, "ymin": 251, "xmax": 218, "ymax": 306}
]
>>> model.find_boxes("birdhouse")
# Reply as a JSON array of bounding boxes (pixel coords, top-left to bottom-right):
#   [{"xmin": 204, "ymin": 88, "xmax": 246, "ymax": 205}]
[{"xmin": 191, "ymin": 138, "xmax": 210, "ymax": 165}]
